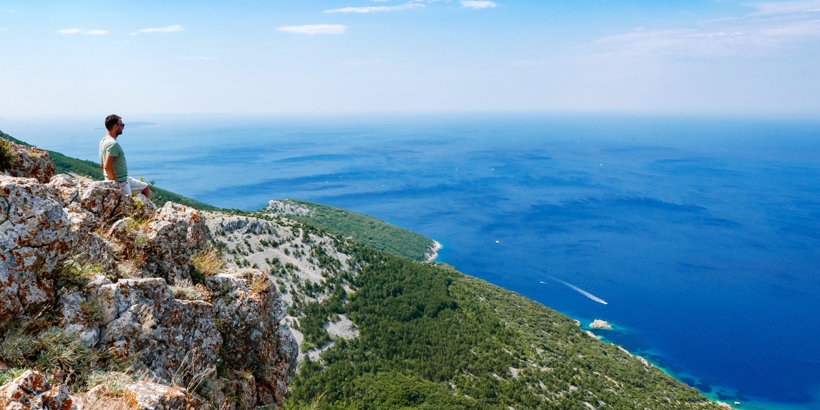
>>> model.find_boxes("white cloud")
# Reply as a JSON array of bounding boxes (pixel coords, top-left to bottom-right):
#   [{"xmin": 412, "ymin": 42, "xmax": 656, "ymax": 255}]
[
  {"xmin": 0, "ymin": 28, "xmax": 6, "ymax": 31},
  {"xmin": 277, "ymin": 24, "xmax": 347, "ymax": 34},
  {"xmin": 746, "ymin": 0, "xmax": 820, "ymax": 15},
  {"xmin": 325, "ymin": 3, "xmax": 424, "ymax": 13},
  {"xmin": 461, "ymin": 1, "xmax": 497, "ymax": 9},
  {"xmin": 179, "ymin": 56, "xmax": 219, "ymax": 60},
  {"xmin": 86, "ymin": 30, "xmax": 108, "ymax": 35},
  {"xmin": 131, "ymin": 25, "xmax": 184, "ymax": 35},
  {"xmin": 58, "ymin": 28, "xmax": 82, "ymax": 34}
]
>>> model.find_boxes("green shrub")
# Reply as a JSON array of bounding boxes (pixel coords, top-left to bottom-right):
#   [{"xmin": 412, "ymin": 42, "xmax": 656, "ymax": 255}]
[{"xmin": 0, "ymin": 139, "xmax": 15, "ymax": 172}]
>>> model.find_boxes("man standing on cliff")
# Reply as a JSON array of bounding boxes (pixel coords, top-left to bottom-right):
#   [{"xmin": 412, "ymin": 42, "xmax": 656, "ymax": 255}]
[{"xmin": 99, "ymin": 114, "xmax": 151, "ymax": 198}]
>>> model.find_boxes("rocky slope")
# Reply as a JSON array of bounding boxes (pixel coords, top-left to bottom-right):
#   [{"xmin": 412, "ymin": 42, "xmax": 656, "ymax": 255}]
[{"xmin": 0, "ymin": 138, "xmax": 297, "ymax": 409}]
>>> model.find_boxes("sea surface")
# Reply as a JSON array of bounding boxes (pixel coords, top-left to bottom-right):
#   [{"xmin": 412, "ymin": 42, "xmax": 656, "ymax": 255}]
[{"xmin": 4, "ymin": 114, "xmax": 820, "ymax": 409}]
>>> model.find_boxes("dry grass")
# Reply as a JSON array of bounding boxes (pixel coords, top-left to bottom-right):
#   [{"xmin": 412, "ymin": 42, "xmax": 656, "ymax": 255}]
[
  {"xmin": 249, "ymin": 275, "xmax": 273, "ymax": 294},
  {"xmin": 191, "ymin": 246, "xmax": 225, "ymax": 278},
  {"xmin": 56, "ymin": 259, "xmax": 101, "ymax": 287},
  {"xmin": 169, "ymin": 285, "xmax": 204, "ymax": 301}
]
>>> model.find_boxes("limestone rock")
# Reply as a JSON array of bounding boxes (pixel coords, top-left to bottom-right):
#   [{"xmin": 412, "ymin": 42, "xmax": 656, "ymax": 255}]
[
  {"xmin": 97, "ymin": 278, "xmax": 222, "ymax": 386},
  {"xmin": 1, "ymin": 139, "xmax": 55, "ymax": 183},
  {"xmin": 124, "ymin": 382, "xmax": 200, "ymax": 410},
  {"xmin": 55, "ymin": 275, "xmax": 112, "ymax": 347},
  {"xmin": 205, "ymin": 269, "xmax": 297, "ymax": 409},
  {"xmin": 0, "ymin": 370, "xmax": 76, "ymax": 410},
  {"xmin": 139, "ymin": 203, "xmax": 207, "ymax": 285},
  {"xmin": 0, "ymin": 176, "xmax": 73, "ymax": 332}
]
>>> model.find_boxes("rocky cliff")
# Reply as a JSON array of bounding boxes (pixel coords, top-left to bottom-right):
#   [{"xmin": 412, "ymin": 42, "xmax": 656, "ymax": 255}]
[{"xmin": 0, "ymin": 139, "xmax": 297, "ymax": 409}]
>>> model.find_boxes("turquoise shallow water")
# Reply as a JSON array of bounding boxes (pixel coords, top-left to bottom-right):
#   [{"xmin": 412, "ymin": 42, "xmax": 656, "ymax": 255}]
[{"xmin": 5, "ymin": 114, "xmax": 820, "ymax": 409}]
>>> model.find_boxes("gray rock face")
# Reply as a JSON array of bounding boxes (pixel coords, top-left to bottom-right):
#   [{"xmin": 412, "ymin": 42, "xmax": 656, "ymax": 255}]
[
  {"xmin": 0, "ymin": 175, "xmax": 73, "ymax": 332},
  {"xmin": 97, "ymin": 278, "xmax": 222, "ymax": 387},
  {"xmin": 205, "ymin": 270, "xmax": 298, "ymax": 409},
  {"xmin": 140, "ymin": 203, "xmax": 207, "ymax": 285}
]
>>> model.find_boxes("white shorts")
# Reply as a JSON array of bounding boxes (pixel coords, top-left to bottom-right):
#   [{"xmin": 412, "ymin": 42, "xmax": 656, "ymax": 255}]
[{"xmin": 117, "ymin": 176, "xmax": 149, "ymax": 196}]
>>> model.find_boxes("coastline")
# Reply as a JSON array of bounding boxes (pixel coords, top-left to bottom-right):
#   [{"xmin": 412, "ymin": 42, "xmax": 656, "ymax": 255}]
[{"xmin": 426, "ymin": 240, "xmax": 442, "ymax": 262}]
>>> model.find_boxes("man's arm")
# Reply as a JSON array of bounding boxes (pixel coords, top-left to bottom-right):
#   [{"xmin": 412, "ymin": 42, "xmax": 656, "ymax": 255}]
[{"xmin": 102, "ymin": 156, "xmax": 116, "ymax": 181}]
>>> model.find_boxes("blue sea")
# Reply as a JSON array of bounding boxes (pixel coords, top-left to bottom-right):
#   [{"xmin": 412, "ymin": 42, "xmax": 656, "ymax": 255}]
[{"xmin": 5, "ymin": 114, "xmax": 820, "ymax": 409}]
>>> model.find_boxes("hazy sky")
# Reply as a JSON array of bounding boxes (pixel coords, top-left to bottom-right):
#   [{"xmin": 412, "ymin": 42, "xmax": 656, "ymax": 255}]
[{"xmin": 1, "ymin": 0, "xmax": 819, "ymax": 116}]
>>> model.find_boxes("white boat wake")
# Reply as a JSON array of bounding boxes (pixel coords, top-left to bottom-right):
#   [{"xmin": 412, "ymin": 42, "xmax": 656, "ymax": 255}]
[{"xmin": 543, "ymin": 276, "xmax": 608, "ymax": 305}]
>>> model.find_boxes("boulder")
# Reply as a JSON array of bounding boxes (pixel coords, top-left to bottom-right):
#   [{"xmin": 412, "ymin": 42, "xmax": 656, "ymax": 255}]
[
  {"xmin": 0, "ymin": 139, "xmax": 55, "ymax": 184},
  {"xmin": 205, "ymin": 270, "xmax": 297, "ymax": 409},
  {"xmin": 118, "ymin": 202, "xmax": 207, "ymax": 285},
  {"xmin": 0, "ymin": 370, "xmax": 76, "ymax": 410},
  {"xmin": 124, "ymin": 382, "xmax": 200, "ymax": 410},
  {"xmin": 96, "ymin": 278, "xmax": 222, "ymax": 386}
]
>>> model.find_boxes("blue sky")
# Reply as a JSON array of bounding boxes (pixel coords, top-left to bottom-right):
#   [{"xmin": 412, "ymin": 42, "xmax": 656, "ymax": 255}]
[{"xmin": 1, "ymin": 0, "xmax": 819, "ymax": 116}]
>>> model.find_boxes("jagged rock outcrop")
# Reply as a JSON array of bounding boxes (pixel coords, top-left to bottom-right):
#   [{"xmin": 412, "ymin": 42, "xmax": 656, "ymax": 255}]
[
  {"xmin": 0, "ymin": 176, "xmax": 74, "ymax": 332},
  {"xmin": 205, "ymin": 269, "xmax": 298, "ymax": 409},
  {"xmin": 0, "ymin": 370, "xmax": 76, "ymax": 410},
  {"xmin": 0, "ymin": 173, "xmax": 150, "ymax": 332},
  {"xmin": 0, "ymin": 139, "xmax": 55, "ymax": 184},
  {"xmin": 140, "ymin": 203, "xmax": 206, "ymax": 285},
  {"xmin": 0, "ymin": 151, "xmax": 297, "ymax": 410},
  {"xmin": 97, "ymin": 278, "xmax": 222, "ymax": 386},
  {"xmin": 108, "ymin": 202, "xmax": 205, "ymax": 285}
]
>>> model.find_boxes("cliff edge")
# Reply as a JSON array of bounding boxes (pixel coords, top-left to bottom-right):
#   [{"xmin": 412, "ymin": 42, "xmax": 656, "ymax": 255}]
[{"xmin": 0, "ymin": 138, "xmax": 297, "ymax": 410}]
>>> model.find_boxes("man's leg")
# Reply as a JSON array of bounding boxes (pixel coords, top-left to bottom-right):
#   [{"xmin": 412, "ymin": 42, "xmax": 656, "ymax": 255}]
[
  {"xmin": 127, "ymin": 176, "xmax": 150, "ymax": 198},
  {"xmin": 117, "ymin": 180, "xmax": 131, "ymax": 197}
]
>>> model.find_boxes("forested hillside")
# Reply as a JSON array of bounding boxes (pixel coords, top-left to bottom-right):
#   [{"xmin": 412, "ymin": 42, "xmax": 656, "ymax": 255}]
[{"xmin": 283, "ymin": 245, "xmax": 720, "ymax": 410}]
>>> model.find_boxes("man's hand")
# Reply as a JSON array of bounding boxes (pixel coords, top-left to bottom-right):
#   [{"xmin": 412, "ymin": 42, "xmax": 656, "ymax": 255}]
[{"xmin": 103, "ymin": 156, "xmax": 116, "ymax": 181}]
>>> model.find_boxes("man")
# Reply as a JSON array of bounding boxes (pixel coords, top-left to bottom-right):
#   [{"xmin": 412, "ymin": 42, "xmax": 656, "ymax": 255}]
[{"xmin": 99, "ymin": 114, "xmax": 151, "ymax": 198}]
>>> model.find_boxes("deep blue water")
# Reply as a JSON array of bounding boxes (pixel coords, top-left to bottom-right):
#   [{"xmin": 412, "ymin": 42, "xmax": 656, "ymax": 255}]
[{"xmin": 5, "ymin": 114, "xmax": 820, "ymax": 409}]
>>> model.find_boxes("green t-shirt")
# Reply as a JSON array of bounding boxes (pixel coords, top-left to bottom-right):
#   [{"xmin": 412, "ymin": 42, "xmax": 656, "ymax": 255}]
[{"xmin": 99, "ymin": 136, "xmax": 128, "ymax": 182}]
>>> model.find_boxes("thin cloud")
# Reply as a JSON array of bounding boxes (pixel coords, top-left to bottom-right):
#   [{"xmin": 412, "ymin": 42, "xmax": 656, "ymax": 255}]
[
  {"xmin": 58, "ymin": 28, "xmax": 83, "ymax": 34},
  {"xmin": 461, "ymin": 1, "xmax": 497, "ymax": 9},
  {"xmin": 747, "ymin": 0, "xmax": 820, "ymax": 15},
  {"xmin": 277, "ymin": 24, "xmax": 347, "ymax": 34},
  {"xmin": 179, "ymin": 56, "xmax": 219, "ymax": 60},
  {"xmin": 584, "ymin": 14, "xmax": 820, "ymax": 57},
  {"xmin": 86, "ymin": 30, "xmax": 108, "ymax": 35},
  {"xmin": 131, "ymin": 25, "xmax": 184, "ymax": 35},
  {"xmin": 507, "ymin": 59, "xmax": 547, "ymax": 66},
  {"xmin": 325, "ymin": 3, "xmax": 424, "ymax": 13},
  {"xmin": 340, "ymin": 60, "xmax": 390, "ymax": 67},
  {"xmin": 0, "ymin": 28, "xmax": 6, "ymax": 32}
]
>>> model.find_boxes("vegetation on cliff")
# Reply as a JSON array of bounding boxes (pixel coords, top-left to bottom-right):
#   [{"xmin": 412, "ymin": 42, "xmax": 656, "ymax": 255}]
[{"xmin": 263, "ymin": 199, "xmax": 436, "ymax": 262}]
